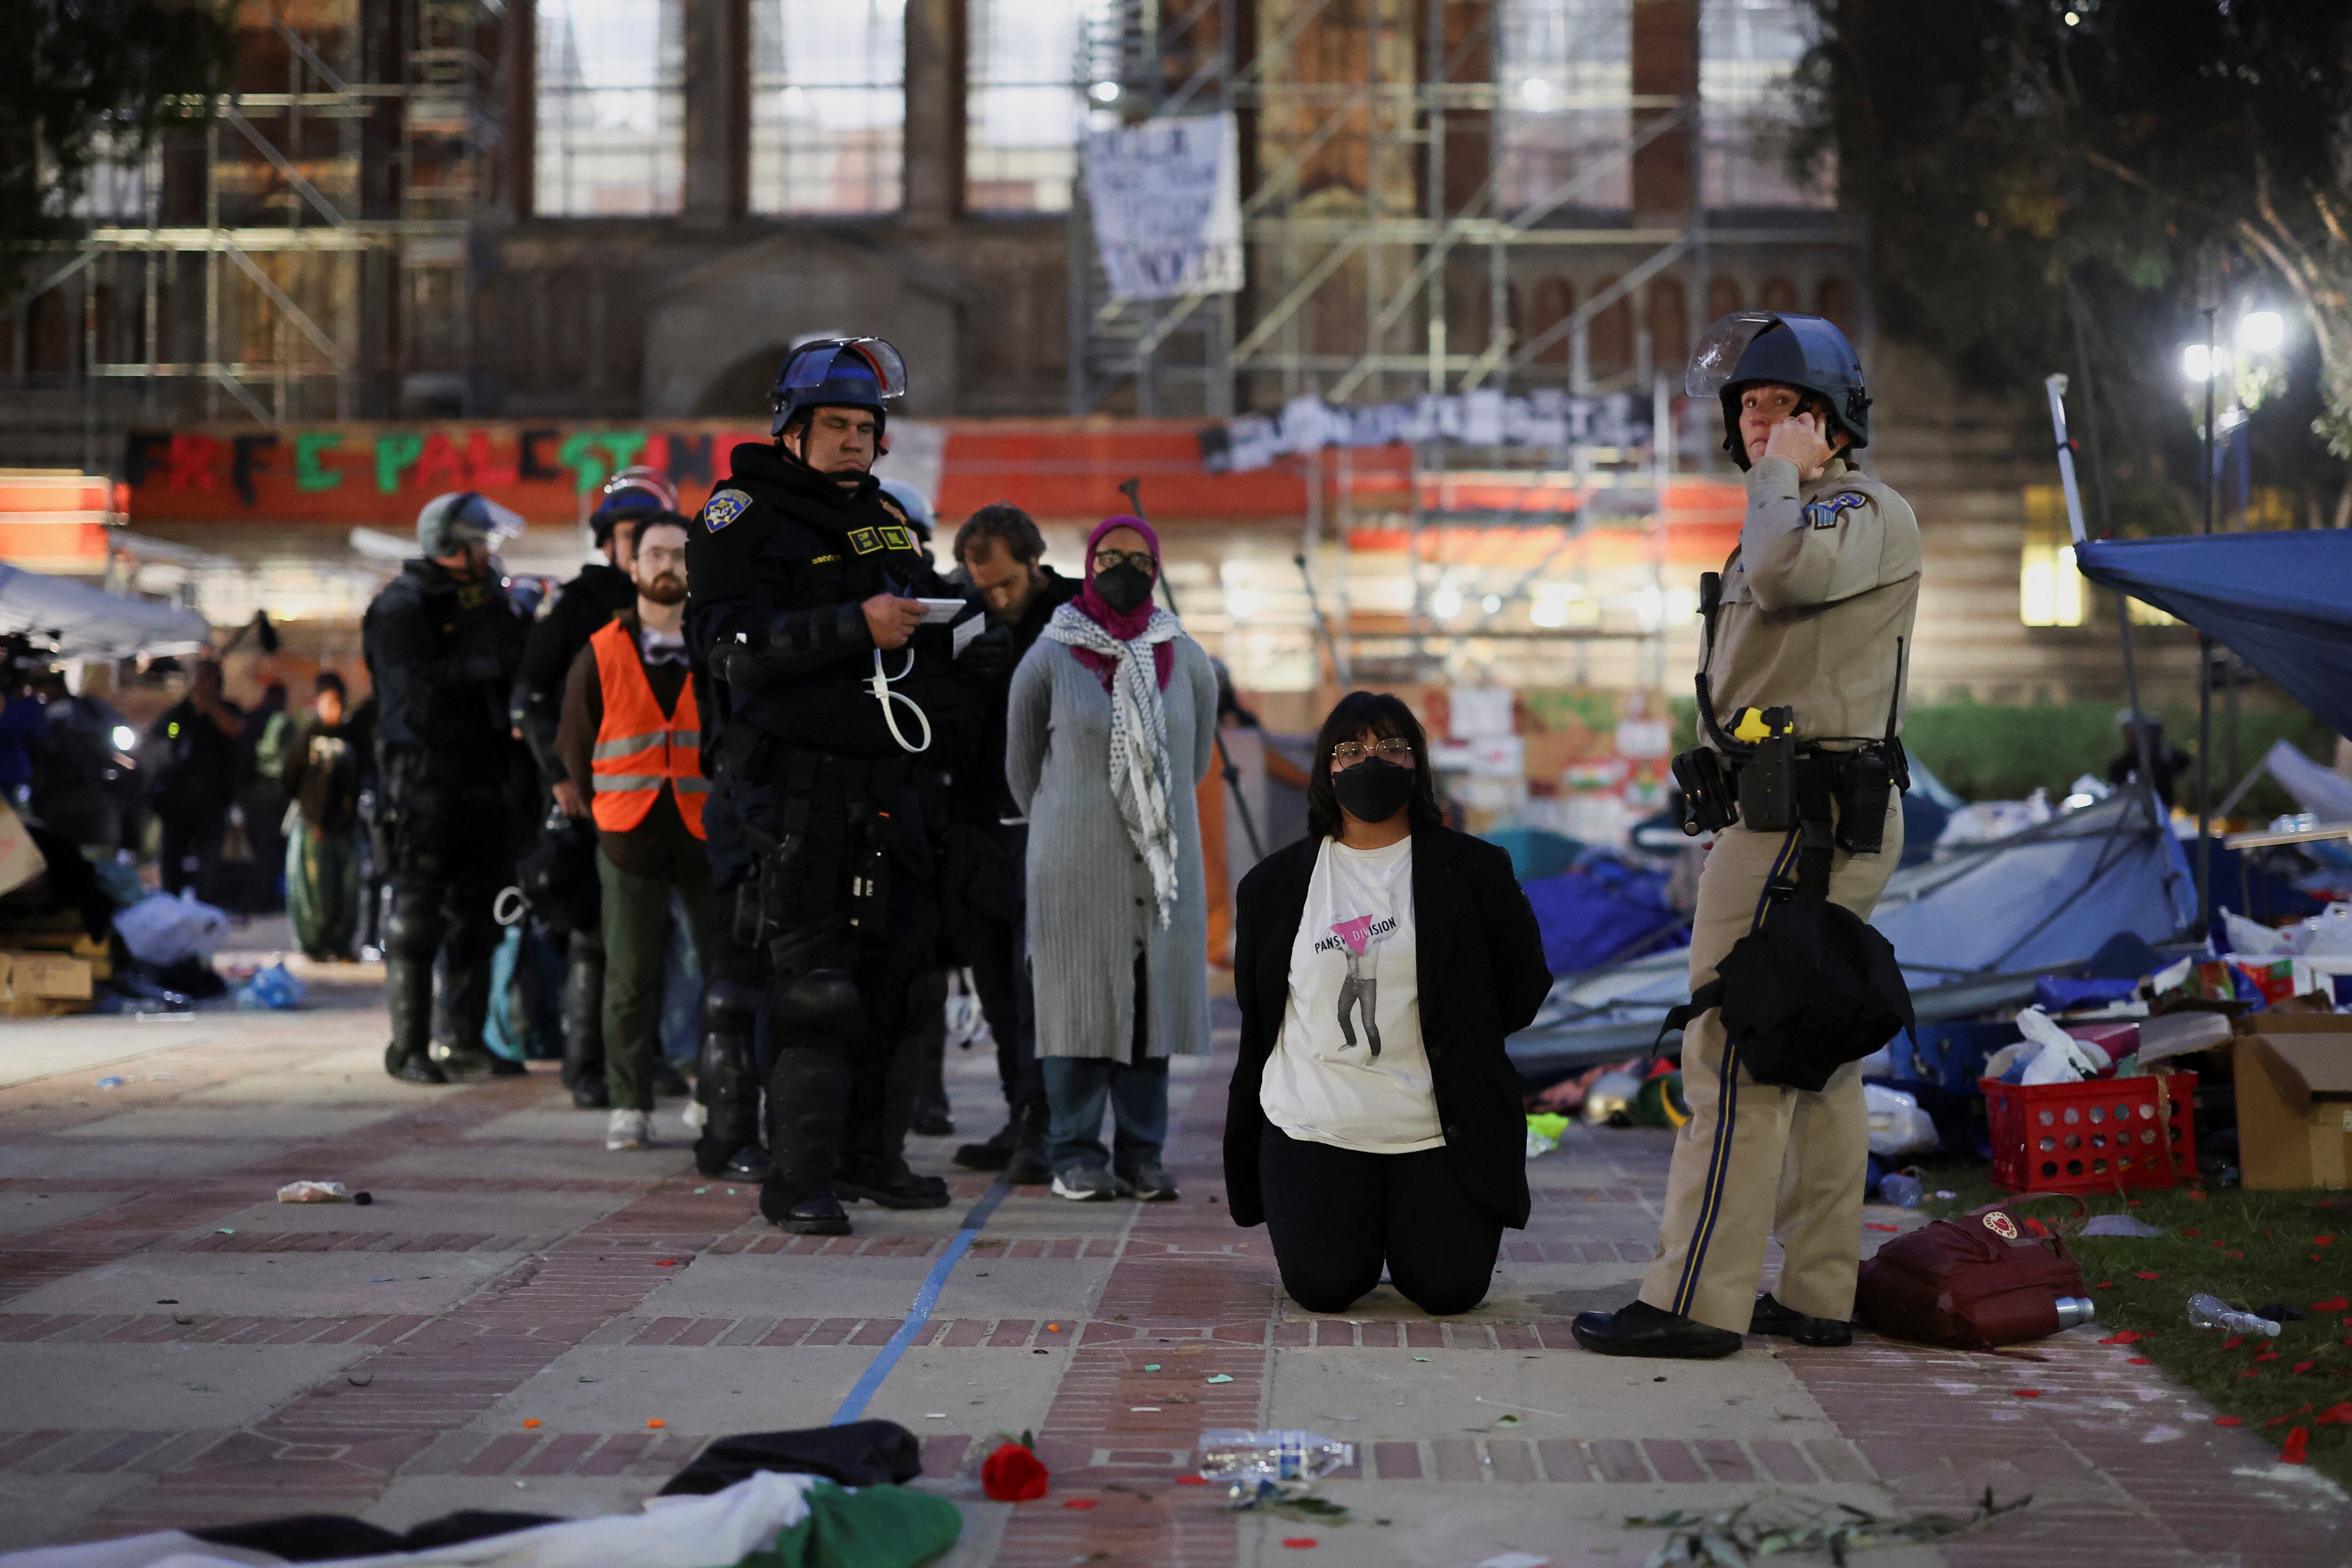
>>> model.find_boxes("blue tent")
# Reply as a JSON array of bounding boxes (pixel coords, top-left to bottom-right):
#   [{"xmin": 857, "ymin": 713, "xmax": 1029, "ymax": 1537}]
[{"xmin": 2075, "ymin": 531, "xmax": 2352, "ymax": 738}]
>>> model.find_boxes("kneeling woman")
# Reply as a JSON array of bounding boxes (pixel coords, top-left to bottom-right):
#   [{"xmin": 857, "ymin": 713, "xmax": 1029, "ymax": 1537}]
[{"xmin": 1223, "ymin": 692, "xmax": 1551, "ymax": 1315}]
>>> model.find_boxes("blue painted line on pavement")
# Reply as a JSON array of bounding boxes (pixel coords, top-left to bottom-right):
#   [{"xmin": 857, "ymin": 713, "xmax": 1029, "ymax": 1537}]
[{"xmin": 830, "ymin": 1175, "xmax": 1014, "ymax": 1425}]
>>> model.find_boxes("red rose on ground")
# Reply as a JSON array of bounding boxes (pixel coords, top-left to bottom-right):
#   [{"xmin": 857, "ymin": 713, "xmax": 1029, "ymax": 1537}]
[
  {"xmin": 2281, "ymin": 1426, "xmax": 2311, "ymax": 1465},
  {"xmin": 982, "ymin": 1442, "xmax": 1050, "ymax": 1502}
]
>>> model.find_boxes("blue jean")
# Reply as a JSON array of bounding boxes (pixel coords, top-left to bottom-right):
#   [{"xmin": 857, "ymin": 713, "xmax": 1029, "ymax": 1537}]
[{"xmin": 1041, "ymin": 1056, "xmax": 1168, "ymax": 1175}]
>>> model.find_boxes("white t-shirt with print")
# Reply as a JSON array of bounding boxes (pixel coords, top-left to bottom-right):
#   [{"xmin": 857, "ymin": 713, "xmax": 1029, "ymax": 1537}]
[{"xmin": 1258, "ymin": 835, "xmax": 1445, "ymax": 1154}]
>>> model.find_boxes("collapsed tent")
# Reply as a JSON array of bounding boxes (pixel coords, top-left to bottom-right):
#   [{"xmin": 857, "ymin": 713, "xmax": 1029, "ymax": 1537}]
[
  {"xmin": 1507, "ymin": 790, "xmax": 2199, "ymax": 1075},
  {"xmin": 2074, "ymin": 530, "xmax": 2352, "ymax": 741},
  {"xmin": 0, "ymin": 563, "xmax": 213, "ymax": 661}
]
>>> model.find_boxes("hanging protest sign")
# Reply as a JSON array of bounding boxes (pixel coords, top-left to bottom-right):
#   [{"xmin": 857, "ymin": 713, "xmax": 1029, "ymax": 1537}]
[{"xmin": 1085, "ymin": 112, "xmax": 1244, "ymax": 302}]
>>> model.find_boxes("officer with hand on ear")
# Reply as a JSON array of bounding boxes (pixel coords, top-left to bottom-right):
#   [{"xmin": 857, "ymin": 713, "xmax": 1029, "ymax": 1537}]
[{"xmin": 1574, "ymin": 313, "xmax": 1921, "ymax": 1360}]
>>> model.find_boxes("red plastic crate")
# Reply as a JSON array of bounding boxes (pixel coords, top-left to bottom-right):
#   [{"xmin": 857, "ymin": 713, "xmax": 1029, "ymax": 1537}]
[{"xmin": 1981, "ymin": 1071, "xmax": 2196, "ymax": 1193}]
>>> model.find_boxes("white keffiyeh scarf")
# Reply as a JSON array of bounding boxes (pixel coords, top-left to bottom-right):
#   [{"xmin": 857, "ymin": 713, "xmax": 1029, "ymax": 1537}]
[{"xmin": 1041, "ymin": 602, "xmax": 1184, "ymax": 927}]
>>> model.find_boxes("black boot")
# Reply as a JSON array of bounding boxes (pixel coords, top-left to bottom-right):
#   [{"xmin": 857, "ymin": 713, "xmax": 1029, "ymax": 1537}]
[
  {"xmin": 836, "ymin": 1015, "xmax": 950, "ymax": 1208},
  {"xmin": 1004, "ymin": 1097, "xmax": 1052, "ymax": 1185},
  {"xmin": 1748, "ymin": 1293, "xmax": 1853, "ymax": 1347},
  {"xmin": 383, "ymin": 951, "xmax": 445, "ymax": 1085},
  {"xmin": 432, "ymin": 931, "xmax": 499, "ymax": 1076},
  {"xmin": 910, "ymin": 991, "xmax": 953, "ymax": 1137},
  {"xmin": 954, "ymin": 1115, "xmax": 1020, "ymax": 1172},
  {"xmin": 1570, "ymin": 1300, "xmax": 1743, "ymax": 1359},
  {"xmin": 560, "ymin": 934, "xmax": 608, "ymax": 1109},
  {"xmin": 763, "ymin": 1040, "xmax": 852, "ymax": 1231},
  {"xmin": 694, "ymin": 977, "xmax": 766, "ymax": 1179}
]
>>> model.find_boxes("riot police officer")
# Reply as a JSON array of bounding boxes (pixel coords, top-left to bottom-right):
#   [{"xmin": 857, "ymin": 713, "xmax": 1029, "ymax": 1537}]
[
  {"xmin": 514, "ymin": 467, "xmax": 677, "ymax": 1109},
  {"xmin": 686, "ymin": 337, "xmax": 1009, "ymax": 1234},
  {"xmin": 1574, "ymin": 313, "xmax": 1921, "ymax": 1357},
  {"xmin": 363, "ymin": 492, "xmax": 531, "ymax": 1085}
]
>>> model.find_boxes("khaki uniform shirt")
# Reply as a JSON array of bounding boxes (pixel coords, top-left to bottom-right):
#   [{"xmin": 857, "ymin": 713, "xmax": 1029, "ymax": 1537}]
[{"xmin": 1704, "ymin": 454, "xmax": 1922, "ymax": 748}]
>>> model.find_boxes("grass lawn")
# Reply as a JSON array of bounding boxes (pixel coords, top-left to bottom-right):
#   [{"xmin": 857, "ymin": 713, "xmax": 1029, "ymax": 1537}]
[{"xmin": 1907, "ymin": 1160, "xmax": 2352, "ymax": 1488}]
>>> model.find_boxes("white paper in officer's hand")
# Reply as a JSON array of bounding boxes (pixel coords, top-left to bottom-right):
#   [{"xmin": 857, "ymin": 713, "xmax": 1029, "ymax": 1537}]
[
  {"xmin": 952, "ymin": 614, "xmax": 984, "ymax": 658},
  {"xmin": 916, "ymin": 597, "xmax": 964, "ymax": 624}
]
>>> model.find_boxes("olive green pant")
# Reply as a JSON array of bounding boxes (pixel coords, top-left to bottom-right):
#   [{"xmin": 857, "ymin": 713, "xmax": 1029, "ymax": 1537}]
[
  {"xmin": 1638, "ymin": 795, "xmax": 1903, "ymax": 1333},
  {"xmin": 597, "ymin": 823, "xmax": 718, "ymax": 1114}
]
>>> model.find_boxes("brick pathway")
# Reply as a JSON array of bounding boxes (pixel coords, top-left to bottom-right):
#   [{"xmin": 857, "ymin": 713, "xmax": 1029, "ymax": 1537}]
[{"xmin": 1, "ymin": 988, "xmax": 2345, "ymax": 1566}]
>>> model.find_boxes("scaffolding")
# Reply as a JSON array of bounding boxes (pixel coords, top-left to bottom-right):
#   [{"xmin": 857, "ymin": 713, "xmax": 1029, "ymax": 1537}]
[
  {"xmin": 5, "ymin": 0, "xmax": 503, "ymax": 466},
  {"xmin": 1072, "ymin": 0, "xmax": 1863, "ymax": 689}
]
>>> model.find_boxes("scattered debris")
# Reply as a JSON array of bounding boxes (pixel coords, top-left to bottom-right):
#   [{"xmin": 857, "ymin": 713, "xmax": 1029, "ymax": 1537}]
[
  {"xmin": 1206, "ymin": 1374, "xmax": 1234, "ymax": 1384},
  {"xmin": 2082, "ymin": 1214, "xmax": 2162, "ymax": 1238},
  {"xmin": 1625, "ymin": 1489, "xmax": 2029, "ymax": 1566},
  {"xmin": 277, "ymin": 1181, "xmax": 351, "ymax": 1203}
]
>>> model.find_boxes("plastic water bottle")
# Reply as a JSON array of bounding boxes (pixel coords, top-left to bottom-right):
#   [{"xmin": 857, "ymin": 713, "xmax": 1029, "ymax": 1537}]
[
  {"xmin": 1877, "ymin": 1171, "xmax": 1923, "ymax": 1208},
  {"xmin": 1196, "ymin": 1430, "xmax": 1354, "ymax": 1486},
  {"xmin": 2187, "ymin": 1293, "xmax": 2280, "ymax": 1338}
]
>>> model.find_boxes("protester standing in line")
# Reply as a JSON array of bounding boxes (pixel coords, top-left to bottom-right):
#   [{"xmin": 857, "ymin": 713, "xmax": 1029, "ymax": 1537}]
[
  {"xmin": 1222, "ymin": 692, "xmax": 1549, "ymax": 1315},
  {"xmin": 238, "ymin": 681, "xmax": 291, "ymax": 912},
  {"xmin": 146, "ymin": 658, "xmax": 246, "ymax": 902},
  {"xmin": 556, "ymin": 514, "xmax": 718, "ymax": 1152},
  {"xmin": 280, "ymin": 671, "xmax": 365, "ymax": 960},
  {"xmin": 946, "ymin": 502, "xmax": 1082, "ymax": 1185},
  {"xmin": 1007, "ymin": 515, "xmax": 1216, "ymax": 1202}
]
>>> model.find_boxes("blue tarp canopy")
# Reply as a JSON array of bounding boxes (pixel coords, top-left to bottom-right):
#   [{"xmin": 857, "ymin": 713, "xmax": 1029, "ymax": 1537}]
[{"xmin": 2075, "ymin": 531, "xmax": 2352, "ymax": 738}]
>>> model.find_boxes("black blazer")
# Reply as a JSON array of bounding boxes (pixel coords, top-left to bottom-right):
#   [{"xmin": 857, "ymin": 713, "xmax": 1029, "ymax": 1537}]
[{"xmin": 1224, "ymin": 824, "xmax": 1553, "ymax": 1230}]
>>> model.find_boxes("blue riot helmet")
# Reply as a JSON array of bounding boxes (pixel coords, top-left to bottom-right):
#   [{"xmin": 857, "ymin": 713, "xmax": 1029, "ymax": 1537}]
[
  {"xmin": 587, "ymin": 465, "xmax": 679, "ymax": 548},
  {"xmin": 875, "ymin": 475, "xmax": 935, "ymax": 541},
  {"xmin": 769, "ymin": 337, "xmax": 908, "ymax": 448},
  {"xmin": 1687, "ymin": 311, "xmax": 1871, "ymax": 470},
  {"xmin": 416, "ymin": 491, "xmax": 526, "ymax": 557}
]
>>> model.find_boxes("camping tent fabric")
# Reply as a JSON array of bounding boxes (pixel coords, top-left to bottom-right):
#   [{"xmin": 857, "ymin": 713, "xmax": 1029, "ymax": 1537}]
[
  {"xmin": 0, "ymin": 564, "xmax": 213, "ymax": 660},
  {"xmin": 2075, "ymin": 531, "xmax": 2352, "ymax": 738}
]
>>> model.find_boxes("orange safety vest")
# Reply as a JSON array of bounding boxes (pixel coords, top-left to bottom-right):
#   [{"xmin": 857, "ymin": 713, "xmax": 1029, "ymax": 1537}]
[{"xmin": 588, "ymin": 619, "xmax": 707, "ymax": 839}]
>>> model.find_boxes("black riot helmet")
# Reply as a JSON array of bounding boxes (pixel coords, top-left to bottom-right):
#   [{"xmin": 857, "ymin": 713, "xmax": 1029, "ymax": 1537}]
[
  {"xmin": 769, "ymin": 336, "xmax": 907, "ymax": 452},
  {"xmin": 587, "ymin": 466, "xmax": 679, "ymax": 548},
  {"xmin": 1687, "ymin": 312, "xmax": 1871, "ymax": 470}
]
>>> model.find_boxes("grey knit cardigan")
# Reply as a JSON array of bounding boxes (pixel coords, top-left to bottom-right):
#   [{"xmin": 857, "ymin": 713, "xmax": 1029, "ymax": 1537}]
[{"xmin": 1005, "ymin": 629, "xmax": 1218, "ymax": 1061}]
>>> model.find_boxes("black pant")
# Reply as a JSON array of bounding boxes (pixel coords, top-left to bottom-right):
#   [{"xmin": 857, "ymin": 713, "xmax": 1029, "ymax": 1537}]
[
  {"xmin": 1257, "ymin": 1125, "xmax": 1504, "ymax": 1317},
  {"xmin": 939, "ymin": 820, "xmax": 1041, "ymax": 1113},
  {"xmin": 159, "ymin": 809, "xmax": 229, "ymax": 901}
]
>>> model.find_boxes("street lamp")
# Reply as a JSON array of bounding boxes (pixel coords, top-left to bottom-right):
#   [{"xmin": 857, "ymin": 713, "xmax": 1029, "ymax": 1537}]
[
  {"xmin": 2179, "ymin": 343, "xmax": 2216, "ymax": 381},
  {"xmin": 2237, "ymin": 310, "xmax": 2284, "ymax": 354}
]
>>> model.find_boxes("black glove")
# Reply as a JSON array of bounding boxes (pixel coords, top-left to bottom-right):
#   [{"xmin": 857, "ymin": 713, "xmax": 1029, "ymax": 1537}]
[{"xmin": 958, "ymin": 620, "xmax": 1013, "ymax": 676}]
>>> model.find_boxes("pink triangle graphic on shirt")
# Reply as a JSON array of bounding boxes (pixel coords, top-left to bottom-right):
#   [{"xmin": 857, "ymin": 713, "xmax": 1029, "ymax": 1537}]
[{"xmin": 1329, "ymin": 915, "xmax": 1376, "ymax": 955}]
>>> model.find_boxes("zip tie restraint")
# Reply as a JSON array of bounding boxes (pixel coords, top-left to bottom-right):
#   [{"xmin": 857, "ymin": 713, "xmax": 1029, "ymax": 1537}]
[{"xmin": 869, "ymin": 647, "xmax": 932, "ymax": 754}]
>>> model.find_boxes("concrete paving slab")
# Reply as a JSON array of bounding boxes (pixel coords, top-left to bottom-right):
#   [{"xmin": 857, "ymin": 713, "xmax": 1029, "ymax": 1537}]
[
  {"xmin": 0, "ymin": 1474, "xmax": 152, "ymax": 1551},
  {"xmin": 632, "ymin": 1252, "xmax": 945, "ymax": 1320},
  {"xmin": 1244, "ymin": 1481, "xmax": 1946, "ymax": 1568},
  {"xmin": 930, "ymin": 1256, "xmax": 1118, "ymax": 1322},
  {"xmin": 0, "ymin": 1342, "xmax": 374, "ymax": 1429},
  {"xmin": 363, "ymin": 1476, "xmax": 653, "ymax": 1530},
  {"xmin": 0, "ymin": 1188, "xmax": 136, "ymax": 1234},
  {"xmin": 0, "ymin": 1019, "xmax": 221, "ymax": 1090},
  {"xmin": 356, "ymin": 1140, "xmax": 695, "ymax": 1183},
  {"xmin": 1260, "ymin": 1345, "xmax": 1840, "ymax": 1443},
  {"xmin": 863, "ymin": 1345, "xmax": 1068, "ymax": 1441},
  {"xmin": 475, "ymin": 1345, "xmax": 871, "ymax": 1435},
  {"xmin": 5, "ymin": 1250, "xmax": 523, "ymax": 1318},
  {"xmin": 0, "ymin": 1141, "xmax": 258, "ymax": 1180},
  {"xmin": 54, "ymin": 1107, "xmax": 397, "ymax": 1141},
  {"xmin": 456, "ymin": 1105, "xmax": 697, "ymax": 1145},
  {"xmin": 198, "ymin": 1186, "xmax": 637, "ymax": 1237}
]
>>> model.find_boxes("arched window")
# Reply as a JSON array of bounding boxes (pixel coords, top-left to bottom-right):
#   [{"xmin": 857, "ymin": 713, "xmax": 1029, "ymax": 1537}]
[
  {"xmin": 536, "ymin": 0, "xmax": 686, "ymax": 214},
  {"xmin": 750, "ymin": 0, "xmax": 906, "ymax": 214},
  {"xmin": 1759, "ymin": 276, "xmax": 1798, "ymax": 313},
  {"xmin": 1706, "ymin": 276, "xmax": 1742, "ymax": 320},
  {"xmin": 1815, "ymin": 276, "xmax": 1855, "ymax": 334},
  {"xmin": 1647, "ymin": 277, "xmax": 1687, "ymax": 369},
  {"xmin": 1589, "ymin": 276, "xmax": 1632, "ymax": 372}
]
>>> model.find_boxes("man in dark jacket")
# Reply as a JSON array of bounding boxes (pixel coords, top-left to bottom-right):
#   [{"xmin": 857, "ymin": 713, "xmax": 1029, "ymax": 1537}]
[
  {"xmin": 686, "ymin": 335, "xmax": 1009, "ymax": 1234},
  {"xmin": 944, "ymin": 503, "xmax": 1081, "ymax": 1183},
  {"xmin": 281, "ymin": 671, "xmax": 364, "ymax": 960},
  {"xmin": 515, "ymin": 467, "xmax": 678, "ymax": 1109},
  {"xmin": 363, "ymin": 492, "xmax": 529, "ymax": 1084},
  {"xmin": 146, "ymin": 658, "xmax": 245, "ymax": 901}
]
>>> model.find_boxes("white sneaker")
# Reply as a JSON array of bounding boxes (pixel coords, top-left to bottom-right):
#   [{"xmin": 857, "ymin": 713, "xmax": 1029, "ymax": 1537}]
[
  {"xmin": 1051, "ymin": 1167, "xmax": 1117, "ymax": 1201},
  {"xmin": 605, "ymin": 1109, "xmax": 653, "ymax": 1151}
]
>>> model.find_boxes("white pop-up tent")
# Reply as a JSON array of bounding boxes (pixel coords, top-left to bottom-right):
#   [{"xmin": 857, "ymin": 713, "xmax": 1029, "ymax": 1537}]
[{"xmin": 0, "ymin": 563, "xmax": 213, "ymax": 661}]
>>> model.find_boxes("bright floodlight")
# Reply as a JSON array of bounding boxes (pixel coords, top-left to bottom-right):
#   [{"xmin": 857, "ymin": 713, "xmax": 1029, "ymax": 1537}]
[
  {"xmin": 1430, "ymin": 586, "xmax": 1463, "ymax": 618},
  {"xmin": 2237, "ymin": 311, "xmax": 2284, "ymax": 353},
  {"xmin": 1481, "ymin": 594, "xmax": 1502, "ymax": 616},
  {"xmin": 2180, "ymin": 343, "xmax": 2214, "ymax": 382},
  {"xmin": 111, "ymin": 725, "xmax": 135, "ymax": 751},
  {"xmin": 1089, "ymin": 81, "xmax": 1121, "ymax": 103},
  {"xmin": 1520, "ymin": 78, "xmax": 1555, "ymax": 110}
]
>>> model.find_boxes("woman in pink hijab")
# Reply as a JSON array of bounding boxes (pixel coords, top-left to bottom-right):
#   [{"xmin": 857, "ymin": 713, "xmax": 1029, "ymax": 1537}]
[{"xmin": 1005, "ymin": 516, "xmax": 1219, "ymax": 1202}]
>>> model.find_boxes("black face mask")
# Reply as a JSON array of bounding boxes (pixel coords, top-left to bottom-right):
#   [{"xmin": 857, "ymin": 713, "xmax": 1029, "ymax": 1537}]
[
  {"xmin": 1094, "ymin": 561, "xmax": 1155, "ymax": 615},
  {"xmin": 1333, "ymin": 756, "xmax": 1416, "ymax": 825}
]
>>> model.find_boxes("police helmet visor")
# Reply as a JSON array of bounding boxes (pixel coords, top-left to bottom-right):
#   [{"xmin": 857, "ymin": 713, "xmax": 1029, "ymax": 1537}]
[
  {"xmin": 781, "ymin": 338, "xmax": 908, "ymax": 403},
  {"xmin": 419, "ymin": 491, "xmax": 525, "ymax": 554},
  {"xmin": 1685, "ymin": 311, "xmax": 1780, "ymax": 399},
  {"xmin": 599, "ymin": 465, "xmax": 679, "ymax": 514}
]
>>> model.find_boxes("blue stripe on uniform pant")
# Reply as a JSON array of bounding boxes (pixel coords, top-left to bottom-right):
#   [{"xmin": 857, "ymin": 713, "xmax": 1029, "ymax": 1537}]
[{"xmin": 1669, "ymin": 826, "xmax": 1801, "ymax": 1318}]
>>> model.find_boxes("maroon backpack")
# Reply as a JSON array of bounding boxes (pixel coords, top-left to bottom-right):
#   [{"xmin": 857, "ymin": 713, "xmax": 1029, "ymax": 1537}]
[{"xmin": 1855, "ymin": 1196, "xmax": 2087, "ymax": 1348}]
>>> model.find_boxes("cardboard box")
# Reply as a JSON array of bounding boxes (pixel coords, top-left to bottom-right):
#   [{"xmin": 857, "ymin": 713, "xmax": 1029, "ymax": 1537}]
[
  {"xmin": 0, "ymin": 950, "xmax": 95, "ymax": 1017},
  {"xmin": 2234, "ymin": 1013, "xmax": 2352, "ymax": 1190}
]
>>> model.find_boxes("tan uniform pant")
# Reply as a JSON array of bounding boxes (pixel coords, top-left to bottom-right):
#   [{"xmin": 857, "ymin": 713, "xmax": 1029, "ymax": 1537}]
[{"xmin": 1638, "ymin": 796, "xmax": 1903, "ymax": 1334}]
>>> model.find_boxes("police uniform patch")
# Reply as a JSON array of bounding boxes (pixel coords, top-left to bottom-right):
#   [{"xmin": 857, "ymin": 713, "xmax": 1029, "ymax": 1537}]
[
  {"xmin": 810, "ymin": 554, "xmax": 842, "ymax": 564},
  {"xmin": 848, "ymin": 526, "xmax": 883, "ymax": 554},
  {"xmin": 704, "ymin": 489, "xmax": 753, "ymax": 531},
  {"xmin": 879, "ymin": 524, "xmax": 912, "ymax": 553},
  {"xmin": 1802, "ymin": 491, "xmax": 1869, "ymax": 531},
  {"xmin": 877, "ymin": 496, "xmax": 908, "ymax": 526}
]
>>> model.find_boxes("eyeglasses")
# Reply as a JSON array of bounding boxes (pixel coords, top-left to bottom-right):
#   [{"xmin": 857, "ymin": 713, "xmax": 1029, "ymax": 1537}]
[
  {"xmin": 1331, "ymin": 737, "xmax": 1414, "ymax": 767},
  {"xmin": 1092, "ymin": 549, "xmax": 1156, "ymax": 574}
]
